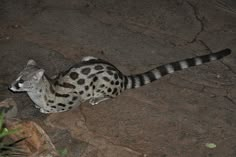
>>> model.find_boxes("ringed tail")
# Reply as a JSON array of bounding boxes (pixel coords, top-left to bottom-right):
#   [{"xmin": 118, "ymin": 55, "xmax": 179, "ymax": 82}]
[{"xmin": 124, "ymin": 48, "xmax": 231, "ymax": 89}]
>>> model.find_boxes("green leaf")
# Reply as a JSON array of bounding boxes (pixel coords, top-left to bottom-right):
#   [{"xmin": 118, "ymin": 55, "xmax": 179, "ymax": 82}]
[
  {"xmin": 0, "ymin": 112, "xmax": 4, "ymax": 130},
  {"xmin": 0, "ymin": 128, "xmax": 20, "ymax": 139},
  {"xmin": 57, "ymin": 148, "xmax": 68, "ymax": 157},
  {"xmin": 205, "ymin": 143, "xmax": 216, "ymax": 149}
]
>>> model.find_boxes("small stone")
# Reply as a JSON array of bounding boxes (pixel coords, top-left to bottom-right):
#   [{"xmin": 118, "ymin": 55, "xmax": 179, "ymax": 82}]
[
  {"xmin": 13, "ymin": 24, "xmax": 20, "ymax": 28},
  {"xmin": 216, "ymin": 74, "xmax": 221, "ymax": 78}
]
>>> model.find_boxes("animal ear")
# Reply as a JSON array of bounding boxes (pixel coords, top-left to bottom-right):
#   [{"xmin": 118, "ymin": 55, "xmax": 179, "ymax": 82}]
[
  {"xmin": 27, "ymin": 59, "xmax": 37, "ymax": 66},
  {"xmin": 33, "ymin": 69, "xmax": 45, "ymax": 80}
]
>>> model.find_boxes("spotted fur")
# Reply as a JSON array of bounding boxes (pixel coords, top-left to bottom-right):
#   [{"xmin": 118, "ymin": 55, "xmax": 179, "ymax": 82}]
[{"xmin": 9, "ymin": 49, "xmax": 231, "ymax": 113}]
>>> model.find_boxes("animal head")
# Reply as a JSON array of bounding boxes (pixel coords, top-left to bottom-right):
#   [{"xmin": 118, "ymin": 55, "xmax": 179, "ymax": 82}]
[{"xmin": 9, "ymin": 59, "xmax": 45, "ymax": 92}]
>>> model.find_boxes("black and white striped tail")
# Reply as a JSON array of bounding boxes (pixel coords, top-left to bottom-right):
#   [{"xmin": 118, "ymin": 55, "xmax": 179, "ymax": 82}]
[{"xmin": 124, "ymin": 48, "xmax": 231, "ymax": 89}]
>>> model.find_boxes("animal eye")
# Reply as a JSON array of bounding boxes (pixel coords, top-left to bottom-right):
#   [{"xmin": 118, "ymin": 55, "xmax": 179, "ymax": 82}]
[{"xmin": 18, "ymin": 79, "xmax": 24, "ymax": 83}]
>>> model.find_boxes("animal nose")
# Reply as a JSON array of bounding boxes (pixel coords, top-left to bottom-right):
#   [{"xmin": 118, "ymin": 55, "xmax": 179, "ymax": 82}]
[
  {"xmin": 8, "ymin": 85, "xmax": 12, "ymax": 90},
  {"xmin": 8, "ymin": 85, "xmax": 14, "ymax": 91}
]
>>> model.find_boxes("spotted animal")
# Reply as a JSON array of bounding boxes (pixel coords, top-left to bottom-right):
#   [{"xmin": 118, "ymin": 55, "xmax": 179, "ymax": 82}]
[{"xmin": 9, "ymin": 49, "xmax": 231, "ymax": 113}]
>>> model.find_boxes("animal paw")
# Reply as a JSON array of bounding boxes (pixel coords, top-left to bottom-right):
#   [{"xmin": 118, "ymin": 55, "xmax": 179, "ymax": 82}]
[
  {"xmin": 40, "ymin": 108, "xmax": 49, "ymax": 113},
  {"xmin": 89, "ymin": 99, "xmax": 97, "ymax": 105}
]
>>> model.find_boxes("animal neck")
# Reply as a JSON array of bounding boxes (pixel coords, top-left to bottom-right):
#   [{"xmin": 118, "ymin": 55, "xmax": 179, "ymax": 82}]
[{"xmin": 27, "ymin": 75, "xmax": 55, "ymax": 107}]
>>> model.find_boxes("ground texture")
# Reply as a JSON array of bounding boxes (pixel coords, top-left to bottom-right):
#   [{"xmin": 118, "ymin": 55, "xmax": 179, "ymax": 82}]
[{"xmin": 0, "ymin": 0, "xmax": 236, "ymax": 156}]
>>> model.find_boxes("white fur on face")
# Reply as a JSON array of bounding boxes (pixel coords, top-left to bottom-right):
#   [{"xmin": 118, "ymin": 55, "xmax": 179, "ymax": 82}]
[{"xmin": 18, "ymin": 83, "xmax": 23, "ymax": 87}]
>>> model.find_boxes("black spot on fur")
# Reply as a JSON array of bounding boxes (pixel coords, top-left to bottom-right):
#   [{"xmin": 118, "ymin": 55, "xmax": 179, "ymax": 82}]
[
  {"xmin": 58, "ymin": 103, "xmax": 66, "ymax": 107},
  {"xmin": 68, "ymin": 106, "xmax": 72, "ymax": 109},
  {"xmin": 72, "ymin": 96, "xmax": 78, "ymax": 101},
  {"xmin": 103, "ymin": 76, "xmax": 110, "ymax": 82},
  {"xmin": 48, "ymin": 100, "xmax": 54, "ymax": 103},
  {"xmin": 115, "ymin": 81, "xmax": 119, "ymax": 85},
  {"xmin": 77, "ymin": 79, "xmax": 85, "ymax": 85},
  {"xmin": 87, "ymin": 94, "xmax": 91, "ymax": 97},
  {"xmin": 112, "ymin": 88, "xmax": 118, "ymax": 95},
  {"xmin": 70, "ymin": 72, "xmax": 79, "ymax": 80},
  {"xmin": 100, "ymin": 84, "xmax": 105, "ymax": 88},
  {"xmin": 114, "ymin": 74, "xmax": 118, "ymax": 79},
  {"xmin": 51, "ymin": 106, "xmax": 56, "ymax": 109},
  {"xmin": 94, "ymin": 65, "xmax": 104, "ymax": 70},
  {"xmin": 88, "ymin": 74, "xmax": 95, "ymax": 79},
  {"xmin": 96, "ymin": 71, "xmax": 104, "ymax": 74},
  {"xmin": 81, "ymin": 67, "xmax": 91, "ymax": 75},
  {"xmin": 85, "ymin": 86, "xmax": 89, "ymax": 90},
  {"xmin": 107, "ymin": 66, "xmax": 116, "ymax": 71},
  {"xmin": 107, "ymin": 71, "xmax": 113, "ymax": 75},
  {"xmin": 79, "ymin": 91, "xmax": 84, "ymax": 95},
  {"xmin": 93, "ymin": 85, "xmax": 96, "ymax": 89},
  {"xmin": 58, "ymin": 82, "xmax": 76, "ymax": 89},
  {"xmin": 111, "ymin": 81, "xmax": 114, "ymax": 85},
  {"xmin": 117, "ymin": 72, "xmax": 123, "ymax": 79},
  {"xmin": 55, "ymin": 93, "xmax": 70, "ymax": 98},
  {"xmin": 96, "ymin": 89, "xmax": 101, "ymax": 92},
  {"xmin": 107, "ymin": 88, "xmax": 112, "ymax": 92},
  {"xmin": 69, "ymin": 101, "xmax": 73, "ymax": 105},
  {"xmin": 93, "ymin": 76, "xmax": 98, "ymax": 82}
]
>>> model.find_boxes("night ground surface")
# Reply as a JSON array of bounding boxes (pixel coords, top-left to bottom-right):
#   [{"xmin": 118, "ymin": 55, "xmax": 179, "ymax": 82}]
[{"xmin": 0, "ymin": 0, "xmax": 236, "ymax": 156}]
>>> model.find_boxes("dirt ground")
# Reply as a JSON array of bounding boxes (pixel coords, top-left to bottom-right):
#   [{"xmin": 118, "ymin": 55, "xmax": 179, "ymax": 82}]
[{"xmin": 0, "ymin": 0, "xmax": 236, "ymax": 156}]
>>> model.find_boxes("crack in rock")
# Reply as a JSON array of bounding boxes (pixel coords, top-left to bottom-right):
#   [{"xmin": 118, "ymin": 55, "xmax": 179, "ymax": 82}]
[
  {"xmin": 224, "ymin": 87, "xmax": 236, "ymax": 106},
  {"xmin": 219, "ymin": 61, "xmax": 236, "ymax": 75},
  {"xmin": 224, "ymin": 96, "xmax": 236, "ymax": 106},
  {"xmin": 198, "ymin": 40, "xmax": 213, "ymax": 53},
  {"xmin": 186, "ymin": 1, "xmax": 205, "ymax": 43}
]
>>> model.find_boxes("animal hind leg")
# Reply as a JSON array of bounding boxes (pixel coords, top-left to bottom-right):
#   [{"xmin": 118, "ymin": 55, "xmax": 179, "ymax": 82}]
[{"xmin": 89, "ymin": 96, "xmax": 111, "ymax": 105}]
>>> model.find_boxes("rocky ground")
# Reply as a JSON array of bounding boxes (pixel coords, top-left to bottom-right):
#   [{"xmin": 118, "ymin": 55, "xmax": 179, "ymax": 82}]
[{"xmin": 0, "ymin": 0, "xmax": 236, "ymax": 156}]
